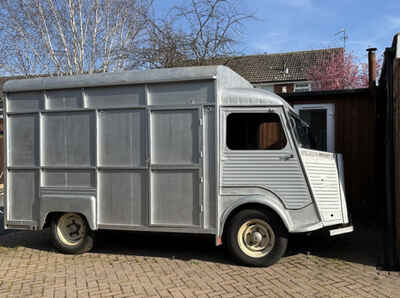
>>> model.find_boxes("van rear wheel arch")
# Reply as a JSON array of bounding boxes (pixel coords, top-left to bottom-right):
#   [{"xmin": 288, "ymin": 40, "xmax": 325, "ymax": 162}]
[{"xmin": 43, "ymin": 211, "xmax": 90, "ymax": 229}]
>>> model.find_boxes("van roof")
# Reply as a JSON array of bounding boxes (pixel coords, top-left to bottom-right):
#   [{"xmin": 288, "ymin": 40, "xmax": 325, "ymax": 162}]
[
  {"xmin": 222, "ymin": 88, "xmax": 296, "ymax": 112},
  {"xmin": 3, "ymin": 65, "xmax": 243, "ymax": 93},
  {"xmin": 3, "ymin": 65, "xmax": 293, "ymax": 111}
]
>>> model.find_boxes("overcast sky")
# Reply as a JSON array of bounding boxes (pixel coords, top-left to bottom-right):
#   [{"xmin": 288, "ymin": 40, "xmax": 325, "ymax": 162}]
[{"xmin": 156, "ymin": 0, "xmax": 400, "ymax": 63}]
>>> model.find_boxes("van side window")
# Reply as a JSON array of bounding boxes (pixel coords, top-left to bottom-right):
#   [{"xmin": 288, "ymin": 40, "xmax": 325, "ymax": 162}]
[{"xmin": 226, "ymin": 113, "xmax": 287, "ymax": 150}]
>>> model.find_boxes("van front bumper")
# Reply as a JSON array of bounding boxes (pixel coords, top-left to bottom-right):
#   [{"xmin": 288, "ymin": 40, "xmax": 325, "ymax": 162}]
[{"xmin": 329, "ymin": 224, "xmax": 354, "ymax": 236}]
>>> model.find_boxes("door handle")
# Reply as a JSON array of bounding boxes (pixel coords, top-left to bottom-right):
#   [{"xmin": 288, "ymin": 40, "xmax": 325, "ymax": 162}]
[{"xmin": 279, "ymin": 154, "xmax": 294, "ymax": 161}]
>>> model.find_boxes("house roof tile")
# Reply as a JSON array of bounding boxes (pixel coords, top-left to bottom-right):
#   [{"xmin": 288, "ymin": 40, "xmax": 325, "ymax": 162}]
[{"xmin": 177, "ymin": 48, "xmax": 344, "ymax": 84}]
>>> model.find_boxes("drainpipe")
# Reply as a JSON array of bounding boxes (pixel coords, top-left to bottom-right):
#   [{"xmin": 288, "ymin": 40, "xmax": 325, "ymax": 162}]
[{"xmin": 367, "ymin": 47, "xmax": 377, "ymax": 90}]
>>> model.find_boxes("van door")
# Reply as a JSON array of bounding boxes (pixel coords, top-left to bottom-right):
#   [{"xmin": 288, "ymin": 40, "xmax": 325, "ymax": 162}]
[
  {"xmin": 149, "ymin": 107, "xmax": 203, "ymax": 228},
  {"xmin": 220, "ymin": 108, "xmax": 312, "ymax": 210}
]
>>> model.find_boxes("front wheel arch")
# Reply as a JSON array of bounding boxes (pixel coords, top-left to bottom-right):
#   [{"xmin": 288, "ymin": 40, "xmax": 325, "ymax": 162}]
[
  {"xmin": 225, "ymin": 208, "xmax": 288, "ymax": 267},
  {"xmin": 220, "ymin": 202, "xmax": 290, "ymax": 243}
]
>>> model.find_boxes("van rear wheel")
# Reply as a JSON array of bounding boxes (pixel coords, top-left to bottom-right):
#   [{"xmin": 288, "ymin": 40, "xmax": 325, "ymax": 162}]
[
  {"xmin": 226, "ymin": 209, "xmax": 288, "ymax": 267},
  {"xmin": 51, "ymin": 213, "xmax": 94, "ymax": 254}
]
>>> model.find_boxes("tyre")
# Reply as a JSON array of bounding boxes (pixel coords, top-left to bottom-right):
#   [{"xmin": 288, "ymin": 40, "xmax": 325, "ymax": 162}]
[
  {"xmin": 226, "ymin": 209, "xmax": 288, "ymax": 267},
  {"xmin": 51, "ymin": 213, "xmax": 94, "ymax": 254}
]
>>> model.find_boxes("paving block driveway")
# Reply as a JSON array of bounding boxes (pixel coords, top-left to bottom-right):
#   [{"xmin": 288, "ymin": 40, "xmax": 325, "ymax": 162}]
[{"xmin": 0, "ymin": 225, "xmax": 399, "ymax": 298}]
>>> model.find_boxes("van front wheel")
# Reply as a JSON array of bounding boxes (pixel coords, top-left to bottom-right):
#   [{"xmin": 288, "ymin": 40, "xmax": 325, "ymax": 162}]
[
  {"xmin": 226, "ymin": 209, "xmax": 288, "ymax": 267},
  {"xmin": 51, "ymin": 213, "xmax": 94, "ymax": 254}
]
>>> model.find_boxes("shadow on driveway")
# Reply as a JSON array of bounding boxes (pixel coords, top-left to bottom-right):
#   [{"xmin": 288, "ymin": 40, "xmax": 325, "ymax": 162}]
[
  {"xmin": 0, "ymin": 218, "xmax": 379, "ymax": 267},
  {"xmin": 287, "ymin": 221, "xmax": 379, "ymax": 267}
]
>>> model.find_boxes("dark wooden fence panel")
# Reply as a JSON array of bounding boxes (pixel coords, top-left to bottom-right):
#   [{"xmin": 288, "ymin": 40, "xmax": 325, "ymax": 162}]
[
  {"xmin": 0, "ymin": 135, "xmax": 3, "ymax": 184},
  {"xmin": 0, "ymin": 119, "xmax": 3, "ymax": 184},
  {"xmin": 395, "ymin": 56, "xmax": 400, "ymax": 269},
  {"xmin": 378, "ymin": 35, "xmax": 400, "ymax": 268}
]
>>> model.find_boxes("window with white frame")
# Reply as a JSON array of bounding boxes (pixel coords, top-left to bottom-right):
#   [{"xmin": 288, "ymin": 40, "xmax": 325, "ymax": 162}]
[
  {"xmin": 255, "ymin": 85, "xmax": 274, "ymax": 92},
  {"xmin": 294, "ymin": 82, "xmax": 312, "ymax": 92},
  {"xmin": 293, "ymin": 104, "xmax": 335, "ymax": 152}
]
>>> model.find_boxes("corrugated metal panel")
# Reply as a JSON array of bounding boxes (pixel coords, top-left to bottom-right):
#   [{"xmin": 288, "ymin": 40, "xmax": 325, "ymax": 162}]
[
  {"xmin": 42, "ymin": 169, "xmax": 95, "ymax": 188},
  {"xmin": 98, "ymin": 109, "xmax": 146, "ymax": 167},
  {"xmin": 45, "ymin": 89, "xmax": 83, "ymax": 110},
  {"xmin": 6, "ymin": 91, "xmax": 43, "ymax": 112},
  {"xmin": 8, "ymin": 114, "xmax": 39, "ymax": 166},
  {"xmin": 151, "ymin": 170, "xmax": 200, "ymax": 226},
  {"xmin": 8, "ymin": 170, "xmax": 38, "ymax": 221},
  {"xmin": 300, "ymin": 149, "xmax": 343, "ymax": 223},
  {"xmin": 42, "ymin": 111, "xmax": 96, "ymax": 167},
  {"xmin": 148, "ymin": 81, "xmax": 214, "ymax": 105},
  {"xmin": 84, "ymin": 85, "xmax": 145, "ymax": 108},
  {"xmin": 98, "ymin": 170, "xmax": 147, "ymax": 226},
  {"xmin": 150, "ymin": 109, "xmax": 199, "ymax": 165},
  {"xmin": 221, "ymin": 151, "xmax": 311, "ymax": 209}
]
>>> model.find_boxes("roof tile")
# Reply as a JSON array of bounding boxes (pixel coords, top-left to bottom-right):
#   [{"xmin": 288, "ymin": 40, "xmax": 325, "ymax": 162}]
[{"xmin": 177, "ymin": 48, "xmax": 344, "ymax": 83}]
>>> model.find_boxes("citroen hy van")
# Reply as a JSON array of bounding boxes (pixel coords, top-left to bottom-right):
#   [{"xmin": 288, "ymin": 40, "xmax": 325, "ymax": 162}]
[{"xmin": 3, "ymin": 66, "xmax": 353, "ymax": 266}]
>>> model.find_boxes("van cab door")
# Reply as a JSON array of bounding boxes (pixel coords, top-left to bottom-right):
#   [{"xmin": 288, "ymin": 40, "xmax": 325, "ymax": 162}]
[{"xmin": 220, "ymin": 107, "xmax": 312, "ymax": 210}]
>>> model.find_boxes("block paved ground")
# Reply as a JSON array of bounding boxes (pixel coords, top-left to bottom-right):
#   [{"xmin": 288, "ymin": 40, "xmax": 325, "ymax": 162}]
[{"xmin": 0, "ymin": 224, "xmax": 399, "ymax": 298}]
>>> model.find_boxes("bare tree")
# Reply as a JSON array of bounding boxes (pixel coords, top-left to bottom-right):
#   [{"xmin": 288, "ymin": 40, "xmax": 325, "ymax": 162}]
[
  {"xmin": 141, "ymin": 0, "xmax": 254, "ymax": 68},
  {"xmin": 140, "ymin": 18, "xmax": 189, "ymax": 68},
  {"xmin": 0, "ymin": 0, "xmax": 253, "ymax": 75},
  {"xmin": 0, "ymin": 0, "xmax": 152, "ymax": 76}
]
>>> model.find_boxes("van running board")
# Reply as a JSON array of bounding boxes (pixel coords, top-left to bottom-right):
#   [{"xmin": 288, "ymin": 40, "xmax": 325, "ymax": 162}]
[{"xmin": 329, "ymin": 225, "xmax": 354, "ymax": 236}]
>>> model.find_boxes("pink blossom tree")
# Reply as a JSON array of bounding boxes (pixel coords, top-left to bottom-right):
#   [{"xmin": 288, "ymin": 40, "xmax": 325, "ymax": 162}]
[{"xmin": 307, "ymin": 50, "xmax": 380, "ymax": 91}]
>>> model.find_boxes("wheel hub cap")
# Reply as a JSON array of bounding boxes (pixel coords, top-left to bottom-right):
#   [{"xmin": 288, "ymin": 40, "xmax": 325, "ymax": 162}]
[
  {"xmin": 66, "ymin": 220, "xmax": 82, "ymax": 238},
  {"xmin": 237, "ymin": 219, "xmax": 276, "ymax": 258},
  {"xmin": 57, "ymin": 214, "xmax": 86, "ymax": 246},
  {"xmin": 251, "ymin": 231, "xmax": 263, "ymax": 245}
]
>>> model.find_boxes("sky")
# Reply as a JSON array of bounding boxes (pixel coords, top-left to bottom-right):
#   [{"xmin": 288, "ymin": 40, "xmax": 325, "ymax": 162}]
[{"xmin": 155, "ymin": 0, "xmax": 400, "ymax": 64}]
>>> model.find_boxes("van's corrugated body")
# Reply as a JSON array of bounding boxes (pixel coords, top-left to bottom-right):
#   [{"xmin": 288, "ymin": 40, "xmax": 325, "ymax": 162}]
[{"xmin": 3, "ymin": 65, "xmax": 352, "ymax": 265}]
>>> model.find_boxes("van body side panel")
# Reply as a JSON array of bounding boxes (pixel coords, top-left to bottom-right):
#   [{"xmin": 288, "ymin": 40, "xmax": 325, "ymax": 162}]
[
  {"xmin": 4, "ymin": 74, "xmax": 218, "ymax": 234},
  {"xmin": 217, "ymin": 194, "xmax": 322, "ymax": 238},
  {"xmin": 6, "ymin": 92, "xmax": 41, "ymax": 229}
]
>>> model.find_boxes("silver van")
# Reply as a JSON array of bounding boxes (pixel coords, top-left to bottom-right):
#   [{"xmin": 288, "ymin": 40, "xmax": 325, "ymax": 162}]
[{"xmin": 3, "ymin": 66, "xmax": 352, "ymax": 266}]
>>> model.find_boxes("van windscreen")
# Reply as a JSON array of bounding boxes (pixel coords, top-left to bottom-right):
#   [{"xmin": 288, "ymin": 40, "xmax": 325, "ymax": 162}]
[{"xmin": 290, "ymin": 114, "xmax": 315, "ymax": 149}]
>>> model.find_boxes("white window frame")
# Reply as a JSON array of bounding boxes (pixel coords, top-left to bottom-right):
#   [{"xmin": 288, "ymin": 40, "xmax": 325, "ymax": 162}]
[
  {"xmin": 255, "ymin": 85, "xmax": 274, "ymax": 92},
  {"xmin": 294, "ymin": 82, "xmax": 312, "ymax": 92},
  {"xmin": 293, "ymin": 103, "xmax": 335, "ymax": 153}
]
